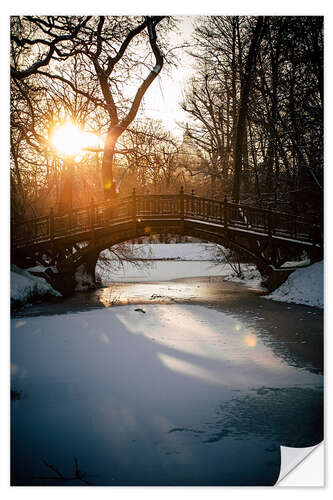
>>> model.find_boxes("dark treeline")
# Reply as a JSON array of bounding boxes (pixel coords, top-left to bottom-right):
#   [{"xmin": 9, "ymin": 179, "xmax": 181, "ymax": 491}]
[{"xmin": 10, "ymin": 16, "xmax": 323, "ymax": 222}]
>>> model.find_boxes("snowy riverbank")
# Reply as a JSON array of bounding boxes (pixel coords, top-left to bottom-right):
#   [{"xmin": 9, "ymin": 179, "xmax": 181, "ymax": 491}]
[
  {"xmin": 265, "ymin": 261, "xmax": 323, "ymax": 309},
  {"xmin": 10, "ymin": 265, "xmax": 61, "ymax": 307}
]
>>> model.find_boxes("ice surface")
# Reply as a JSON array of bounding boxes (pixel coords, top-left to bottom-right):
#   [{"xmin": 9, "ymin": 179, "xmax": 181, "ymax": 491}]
[{"xmin": 11, "ymin": 304, "xmax": 323, "ymax": 485}]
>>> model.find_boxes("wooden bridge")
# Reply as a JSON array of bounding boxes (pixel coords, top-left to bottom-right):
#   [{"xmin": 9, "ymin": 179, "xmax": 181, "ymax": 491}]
[{"xmin": 11, "ymin": 188, "xmax": 323, "ymax": 289}]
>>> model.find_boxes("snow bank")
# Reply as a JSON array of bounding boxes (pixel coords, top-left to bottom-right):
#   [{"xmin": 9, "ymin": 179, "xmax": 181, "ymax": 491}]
[
  {"xmin": 11, "ymin": 265, "xmax": 61, "ymax": 306},
  {"xmin": 264, "ymin": 261, "xmax": 323, "ymax": 308}
]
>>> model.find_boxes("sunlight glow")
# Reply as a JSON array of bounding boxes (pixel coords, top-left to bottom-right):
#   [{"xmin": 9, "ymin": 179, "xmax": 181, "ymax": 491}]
[
  {"xmin": 50, "ymin": 122, "xmax": 99, "ymax": 156},
  {"xmin": 243, "ymin": 333, "xmax": 257, "ymax": 348}
]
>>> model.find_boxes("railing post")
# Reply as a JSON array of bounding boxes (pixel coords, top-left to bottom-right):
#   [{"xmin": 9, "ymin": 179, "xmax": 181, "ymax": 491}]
[
  {"xmin": 50, "ymin": 207, "xmax": 54, "ymax": 241},
  {"xmin": 68, "ymin": 209, "xmax": 72, "ymax": 233},
  {"xmin": 191, "ymin": 189, "xmax": 195, "ymax": 215},
  {"xmin": 90, "ymin": 198, "xmax": 95, "ymax": 227},
  {"xmin": 90, "ymin": 198, "xmax": 95, "ymax": 245},
  {"xmin": 224, "ymin": 194, "xmax": 229, "ymax": 242},
  {"xmin": 293, "ymin": 215, "xmax": 297, "ymax": 239},
  {"xmin": 33, "ymin": 218, "xmax": 37, "ymax": 241},
  {"xmin": 180, "ymin": 186, "xmax": 184, "ymax": 222},
  {"xmin": 312, "ymin": 215, "xmax": 320, "ymax": 247},
  {"xmin": 49, "ymin": 207, "xmax": 55, "ymax": 258},
  {"xmin": 268, "ymin": 212, "xmax": 272, "ymax": 238},
  {"xmin": 132, "ymin": 187, "xmax": 137, "ymax": 236}
]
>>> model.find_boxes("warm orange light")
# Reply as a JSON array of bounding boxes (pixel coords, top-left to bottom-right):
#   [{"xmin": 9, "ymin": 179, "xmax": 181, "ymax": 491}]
[
  {"xmin": 50, "ymin": 121, "xmax": 99, "ymax": 156},
  {"xmin": 244, "ymin": 333, "xmax": 257, "ymax": 348}
]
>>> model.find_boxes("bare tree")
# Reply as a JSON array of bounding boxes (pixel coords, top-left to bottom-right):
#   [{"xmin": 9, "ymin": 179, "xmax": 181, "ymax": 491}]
[
  {"xmin": 232, "ymin": 16, "xmax": 265, "ymax": 202},
  {"xmin": 181, "ymin": 16, "xmax": 322, "ymax": 214},
  {"xmin": 11, "ymin": 16, "xmax": 172, "ymax": 201}
]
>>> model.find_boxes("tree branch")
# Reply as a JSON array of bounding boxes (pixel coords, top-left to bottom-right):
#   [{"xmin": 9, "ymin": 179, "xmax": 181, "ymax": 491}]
[
  {"xmin": 121, "ymin": 17, "xmax": 165, "ymax": 130},
  {"xmin": 11, "ymin": 17, "xmax": 91, "ymax": 80}
]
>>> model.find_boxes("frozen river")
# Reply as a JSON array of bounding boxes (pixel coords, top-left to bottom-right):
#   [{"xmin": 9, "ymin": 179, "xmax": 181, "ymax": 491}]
[{"xmin": 11, "ymin": 263, "xmax": 323, "ymax": 486}]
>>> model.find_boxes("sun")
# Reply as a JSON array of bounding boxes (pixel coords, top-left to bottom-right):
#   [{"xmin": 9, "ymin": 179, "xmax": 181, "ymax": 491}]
[{"xmin": 51, "ymin": 121, "xmax": 99, "ymax": 156}]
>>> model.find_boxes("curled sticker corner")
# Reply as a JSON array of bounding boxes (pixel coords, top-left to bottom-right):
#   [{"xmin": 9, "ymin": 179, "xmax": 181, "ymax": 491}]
[{"xmin": 276, "ymin": 442, "xmax": 324, "ymax": 486}]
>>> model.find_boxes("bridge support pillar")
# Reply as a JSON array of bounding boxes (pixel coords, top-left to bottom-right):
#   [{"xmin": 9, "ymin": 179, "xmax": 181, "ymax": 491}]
[
  {"xmin": 262, "ymin": 268, "xmax": 295, "ymax": 292},
  {"xmin": 74, "ymin": 252, "xmax": 99, "ymax": 291}
]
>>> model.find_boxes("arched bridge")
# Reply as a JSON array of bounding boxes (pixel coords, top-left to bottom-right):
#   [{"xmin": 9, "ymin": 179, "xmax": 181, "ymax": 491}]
[{"xmin": 12, "ymin": 188, "xmax": 323, "ymax": 289}]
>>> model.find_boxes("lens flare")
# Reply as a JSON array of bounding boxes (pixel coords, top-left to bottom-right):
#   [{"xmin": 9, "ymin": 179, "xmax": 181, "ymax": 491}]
[{"xmin": 244, "ymin": 333, "xmax": 257, "ymax": 348}]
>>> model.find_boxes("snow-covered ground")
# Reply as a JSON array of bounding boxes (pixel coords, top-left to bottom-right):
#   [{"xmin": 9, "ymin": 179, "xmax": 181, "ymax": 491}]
[
  {"xmin": 265, "ymin": 261, "xmax": 323, "ymax": 309},
  {"xmin": 222, "ymin": 264, "xmax": 263, "ymax": 290},
  {"xmin": 11, "ymin": 265, "xmax": 61, "ymax": 306},
  {"xmin": 96, "ymin": 260, "xmax": 264, "ymax": 289},
  {"xmin": 97, "ymin": 260, "xmax": 228, "ymax": 283},
  {"xmin": 96, "ymin": 243, "xmax": 263, "ymax": 289}
]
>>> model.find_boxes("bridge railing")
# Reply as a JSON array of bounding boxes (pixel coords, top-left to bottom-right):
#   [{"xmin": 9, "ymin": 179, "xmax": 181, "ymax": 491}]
[
  {"xmin": 53, "ymin": 196, "xmax": 134, "ymax": 235},
  {"xmin": 217, "ymin": 202, "xmax": 316, "ymax": 243},
  {"xmin": 136, "ymin": 194, "xmax": 181, "ymax": 218},
  {"xmin": 11, "ymin": 190, "xmax": 320, "ymax": 249},
  {"xmin": 184, "ymin": 195, "xmax": 224, "ymax": 223},
  {"xmin": 11, "ymin": 215, "xmax": 50, "ymax": 246}
]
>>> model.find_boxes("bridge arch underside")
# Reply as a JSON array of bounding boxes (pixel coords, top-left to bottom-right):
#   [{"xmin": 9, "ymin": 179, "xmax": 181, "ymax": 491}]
[{"xmin": 63, "ymin": 218, "xmax": 320, "ymax": 279}]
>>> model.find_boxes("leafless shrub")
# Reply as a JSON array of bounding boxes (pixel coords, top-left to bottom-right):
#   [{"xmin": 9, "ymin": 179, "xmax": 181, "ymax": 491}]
[{"xmin": 210, "ymin": 244, "xmax": 244, "ymax": 278}]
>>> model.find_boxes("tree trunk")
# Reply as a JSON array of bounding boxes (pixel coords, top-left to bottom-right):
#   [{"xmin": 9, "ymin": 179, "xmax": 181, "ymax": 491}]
[
  {"xmin": 241, "ymin": 120, "xmax": 250, "ymax": 193},
  {"xmin": 102, "ymin": 126, "xmax": 123, "ymax": 199},
  {"xmin": 265, "ymin": 141, "xmax": 274, "ymax": 192},
  {"xmin": 232, "ymin": 17, "xmax": 264, "ymax": 203}
]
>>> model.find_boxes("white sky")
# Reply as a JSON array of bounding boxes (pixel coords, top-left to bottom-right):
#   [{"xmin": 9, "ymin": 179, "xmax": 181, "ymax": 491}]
[{"xmin": 141, "ymin": 16, "xmax": 196, "ymax": 138}]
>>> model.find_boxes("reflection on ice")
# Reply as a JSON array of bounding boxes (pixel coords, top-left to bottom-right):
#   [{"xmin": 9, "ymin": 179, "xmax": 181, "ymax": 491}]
[
  {"xmin": 11, "ymin": 363, "xmax": 27, "ymax": 378},
  {"xmin": 99, "ymin": 332, "xmax": 110, "ymax": 344},
  {"xmin": 114, "ymin": 304, "xmax": 310, "ymax": 384},
  {"xmin": 158, "ymin": 352, "xmax": 225, "ymax": 386},
  {"xmin": 14, "ymin": 320, "xmax": 26, "ymax": 328},
  {"xmin": 244, "ymin": 333, "xmax": 257, "ymax": 348}
]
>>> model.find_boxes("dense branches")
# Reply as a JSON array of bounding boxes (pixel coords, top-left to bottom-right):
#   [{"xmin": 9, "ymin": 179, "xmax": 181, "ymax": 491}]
[
  {"xmin": 10, "ymin": 15, "xmax": 171, "ymax": 207},
  {"xmin": 10, "ymin": 15, "xmax": 323, "ymax": 223},
  {"xmin": 181, "ymin": 16, "xmax": 323, "ymax": 214}
]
